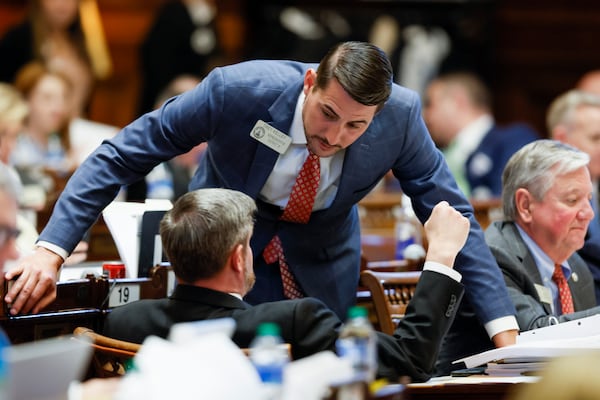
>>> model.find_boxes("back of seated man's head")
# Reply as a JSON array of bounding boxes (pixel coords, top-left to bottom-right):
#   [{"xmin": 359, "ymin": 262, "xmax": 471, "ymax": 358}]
[{"xmin": 159, "ymin": 188, "xmax": 256, "ymax": 284}]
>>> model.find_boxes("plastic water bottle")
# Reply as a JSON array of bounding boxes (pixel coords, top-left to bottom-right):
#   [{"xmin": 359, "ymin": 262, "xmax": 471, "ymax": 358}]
[
  {"xmin": 393, "ymin": 194, "xmax": 425, "ymax": 261},
  {"xmin": 336, "ymin": 306, "xmax": 378, "ymax": 383},
  {"xmin": 249, "ymin": 322, "xmax": 290, "ymax": 400}
]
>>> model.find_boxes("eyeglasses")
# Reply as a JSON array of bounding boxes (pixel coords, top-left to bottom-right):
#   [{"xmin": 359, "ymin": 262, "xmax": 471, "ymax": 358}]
[{"xmin": 0, "ymin": 225, "xmax": 20, "ymax": 247}]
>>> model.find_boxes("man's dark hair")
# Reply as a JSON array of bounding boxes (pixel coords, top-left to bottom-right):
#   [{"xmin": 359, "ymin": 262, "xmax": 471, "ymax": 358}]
[{"xmin": 316, "ymin": 41, "xmax": 393, "ymax": 111}]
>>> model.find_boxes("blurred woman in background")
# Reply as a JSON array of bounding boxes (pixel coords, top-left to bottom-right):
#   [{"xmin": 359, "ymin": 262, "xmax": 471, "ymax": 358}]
[
  {"xmin": 11, "ymin": 62, "xmax": 76, "ymax": 190},
  {"xmin": 0, "ymin": 0, "xmax": 111, "ymax": 117}
]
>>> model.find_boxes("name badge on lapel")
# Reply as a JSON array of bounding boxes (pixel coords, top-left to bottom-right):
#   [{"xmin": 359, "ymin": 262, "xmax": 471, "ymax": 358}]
[
  {"xmin": 535, "ymin": 283, "xmax": 553, "ymax": 305},
  {"xmin": 250, "ymin": 120, "xmax": 292, "ymax": 154}
]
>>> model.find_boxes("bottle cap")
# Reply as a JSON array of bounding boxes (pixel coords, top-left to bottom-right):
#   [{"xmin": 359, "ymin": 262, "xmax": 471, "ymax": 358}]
[
  {"xmin": 257, "ymin": 322, "xmax": 281, "ymax": 337},
  {"xmin": 347, "ymin": 306, "xmax": 368, "ymax": 319},
  {"xmin": 102, "ymin": 261, "xmax": 126, "ymax": 279}
]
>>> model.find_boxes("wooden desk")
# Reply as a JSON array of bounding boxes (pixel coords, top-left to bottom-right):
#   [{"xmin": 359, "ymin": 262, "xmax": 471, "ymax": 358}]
[
  {"xmin": 362, "ymin": 234, "xmax": 396, "ymax": 262},
  {"xmin": 0, "ymin": 265, "xmax": 173, "ymax": 344},
  {"xmin": 404, "ymin": 376, "xmax": 537, "ymax": 400},
  {"xmin": 1, "ymin": 309, "xmax": 103, "ymax": 344}
]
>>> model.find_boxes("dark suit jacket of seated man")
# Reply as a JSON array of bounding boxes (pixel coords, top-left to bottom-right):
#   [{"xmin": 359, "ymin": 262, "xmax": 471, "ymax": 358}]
[
  {"xmin": 486, "ymin": 140, "xmax": 600, "ymax": 331},
  {"xmin": 104, "ymin": 188, "xmax": 470, "ymax": 383}
]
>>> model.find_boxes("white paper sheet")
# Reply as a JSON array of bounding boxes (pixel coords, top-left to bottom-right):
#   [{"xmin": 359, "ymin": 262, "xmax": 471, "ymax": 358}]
[{"xmin": 101, "ymin": 199, "xmax": 172, "ymax": 278}]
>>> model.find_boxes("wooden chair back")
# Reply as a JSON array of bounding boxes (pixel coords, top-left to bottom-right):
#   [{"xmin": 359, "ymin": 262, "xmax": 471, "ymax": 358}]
[
  {"xmin": 73, "ymin": 326, "xmax": 141, "ymax": 378},
  {"xmin": 359, "ymin": 270, "xmax": 421, "ymax": 335}
]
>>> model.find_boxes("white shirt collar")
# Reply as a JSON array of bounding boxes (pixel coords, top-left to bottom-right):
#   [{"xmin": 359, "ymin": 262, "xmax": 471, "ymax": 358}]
[
  {"xmin": 453, "ymin": 114, "xmax": 494, "ymax": 157},
  {"xmin": 228, "ymin": 292, "xmax": 243, "ymax": 300},
  {"xmin": 289, "ymin": 91, "xmax": 307, "ymax": 144}
]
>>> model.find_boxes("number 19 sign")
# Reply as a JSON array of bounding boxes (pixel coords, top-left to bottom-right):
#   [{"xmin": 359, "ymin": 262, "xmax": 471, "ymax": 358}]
[{"xmin": 108, "ymin": 283, "xmax": 141, "ymax": 307}]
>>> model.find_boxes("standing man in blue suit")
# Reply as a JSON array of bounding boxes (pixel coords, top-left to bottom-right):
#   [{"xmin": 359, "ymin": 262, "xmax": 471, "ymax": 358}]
[
  {"xmin": 423, "ymin": 72, "xmax": 539, "ymax": 200},
  {"xmin": 5, "ymin": 41, "xmax": 518, "ymax": 350}
]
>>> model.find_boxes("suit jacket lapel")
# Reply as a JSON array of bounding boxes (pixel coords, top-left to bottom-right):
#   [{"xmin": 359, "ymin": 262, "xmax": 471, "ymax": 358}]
[
  {"xmin": 244, "ymin": 82, "xmax": 301, "ymax": 198},
  {"xmin": 567, "ymin": 254, "xmax": 587, "ymax": 311},
  {"xmin": 328, "ymin": 128, "xmax": 375, "ymax": 211},
  {"xmin": 503, "ymin": 222, "xmax": 554, "ymax": 314}
]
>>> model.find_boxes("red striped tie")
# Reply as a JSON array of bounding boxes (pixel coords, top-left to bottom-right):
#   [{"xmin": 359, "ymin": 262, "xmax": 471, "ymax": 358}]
[
  {"xmin": 552, "ymin": 263, "xmax": 574, "ymax": 314},
  {"xmin": 263, "ymin": 151, "xmax": 320, "ymax": 299}
]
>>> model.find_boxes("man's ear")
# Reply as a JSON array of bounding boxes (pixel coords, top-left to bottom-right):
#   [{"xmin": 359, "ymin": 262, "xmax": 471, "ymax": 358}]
[
  {"xmin": 230, "ymin": 243, "xmax": 244, "ymax": 273},
  {"xmin": 303, "ymin": 69, "xmax": 316, "ymax": 95},
  {"xmin": 515, "ymin": 188, "xmax": 533, "ymax": 223}
]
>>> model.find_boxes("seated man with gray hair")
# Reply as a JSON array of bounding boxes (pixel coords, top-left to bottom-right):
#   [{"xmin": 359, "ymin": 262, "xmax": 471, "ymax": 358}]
[{"xmin": 485, "ymin": 140, "xmax": 600, "ymax": 330}]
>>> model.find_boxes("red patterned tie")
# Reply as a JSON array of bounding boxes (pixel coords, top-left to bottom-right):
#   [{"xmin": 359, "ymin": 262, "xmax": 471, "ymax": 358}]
[
  {"xmin": 552, "ymin": 263, "xmax": 574, "ymax": 314},
  {"xmin": 263, "ymin": 151, "xmax": 320, "ymax": 299}
]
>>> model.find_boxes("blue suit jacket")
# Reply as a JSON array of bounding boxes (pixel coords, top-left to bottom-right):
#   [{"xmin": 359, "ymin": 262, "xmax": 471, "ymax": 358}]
[
  {"xmin": 40, "ymin": 59, "xmax": 515, "ymax": 323},
  {"xmin": 466, "ymin": 123, "xmax": 539, "ymax": 198}
]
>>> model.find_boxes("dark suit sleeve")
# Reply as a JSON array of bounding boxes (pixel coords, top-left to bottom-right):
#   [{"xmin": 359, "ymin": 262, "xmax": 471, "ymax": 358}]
[
  {"xmin": 231, "ymin": 298, "xmax": 343, "ymax": 360},
  {"xmin": 386, "ymin": 91, "xmax": 516, "ymax": 328},
  {"xmin": 376, "ymin": 270, "xmax": 464, "ymax": 382}
]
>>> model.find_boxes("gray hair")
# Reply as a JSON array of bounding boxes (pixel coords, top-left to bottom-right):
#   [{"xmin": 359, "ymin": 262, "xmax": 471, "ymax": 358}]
[
  {"xmin": 547, "ymin": 89, "xmax": 600, "ymax": 133},
  {"xmin": 160, "ymin": 188, "xmax": 256, "ymax": 283},
  {"xmin": 502, "ymin": 140, "xmax": 590, "ymax": 220}
]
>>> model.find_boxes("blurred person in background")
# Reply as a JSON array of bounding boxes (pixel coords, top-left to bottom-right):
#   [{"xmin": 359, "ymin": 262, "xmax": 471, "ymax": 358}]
[
  {"xmin": 0, "ymin": 163, "xmax": 22, "ymax": 273},
  {"xmin": 509, "ymin": 351, "xmax": 600, "ymax": 400},
  {"xmin": 0, "ymin": 0, "xmax": 111, "ymax": 118},
  {"xmin": 0, "ymin": 83, "xmax": 38, "ymax": 257},
  {"xmin": 137, "ymin": 0, "xmax": 222, "ymax": 116},
  {"xmin": 423, "ymin": 71, "xmax": 539, "ymax": 200},
  {"xmin": 11, "ymin": 62, "xmax": 76, "ymax": 187},
  {"xmin": 548, "ymin": 89, "xmax": 600, "ymax": 304},
  {"xmin": 0, "ymin": 80, "xmax": 86, "ymax": 267},
  {"xmin": 127, "ymin": 74, "xmax": 206, "ymax": 202},
  {"xmin": 577, "ymin": 70, "xmax": 600, "ymax": 96}
]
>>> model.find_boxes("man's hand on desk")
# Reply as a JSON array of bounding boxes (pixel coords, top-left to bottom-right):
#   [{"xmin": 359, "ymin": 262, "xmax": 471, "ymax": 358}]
[
  {"xmin": 492, "ymin": 329, "xmax": 518, "ymax": 347},
  {"xmin": 4, "ymin": 246, "xmax": 62, "ymax": 315}
]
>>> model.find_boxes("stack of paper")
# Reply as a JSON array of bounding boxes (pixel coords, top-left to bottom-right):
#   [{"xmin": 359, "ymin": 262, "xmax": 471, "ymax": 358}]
[
  {"xmin": 455, "ymin": 315, "xmax": 600, "ymax": 375},
  {"xmin": 484, "ymin": 361, "xmax": 546, "ymax": 376}
]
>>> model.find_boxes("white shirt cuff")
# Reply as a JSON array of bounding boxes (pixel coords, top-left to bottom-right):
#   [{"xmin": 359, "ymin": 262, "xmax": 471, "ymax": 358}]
[
  {"xmin": 36, "ymin": 241, "xmax": 68, "ymax": 261},
  {"xmin": 484, "ymin": 316, "xmax": 520, "ymax": 338},
  {"xmin": 423, "ymin": 261, "xmax": 462, "ymax": 282}
]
